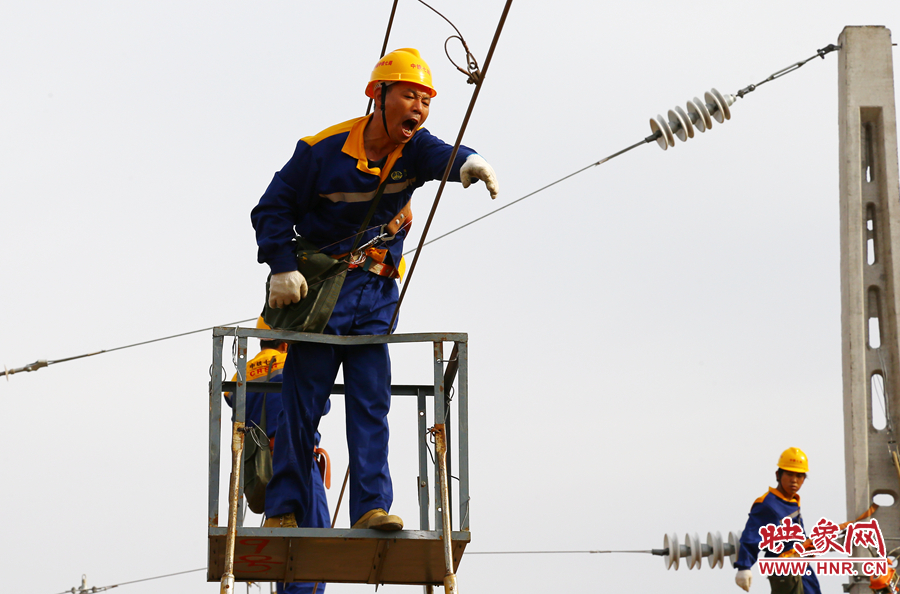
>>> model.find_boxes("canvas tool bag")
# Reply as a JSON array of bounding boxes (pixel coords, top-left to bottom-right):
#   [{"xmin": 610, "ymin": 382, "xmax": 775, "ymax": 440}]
[{"xmin": 242, "ymin": 394, "xmax": 272, "ymax": 514}]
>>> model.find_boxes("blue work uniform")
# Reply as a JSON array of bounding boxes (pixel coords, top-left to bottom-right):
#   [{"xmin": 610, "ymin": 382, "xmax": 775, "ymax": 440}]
[
  {"xmin": 224, "ymin": 348, "xmax": 330, "ymax": 594},
  {"xmin": 251, "ymin": 114, "xmax": 475, "ymax": 527},
  {"xmin": 736, "ymin": 487, "xmax": 822, "ymax": 594}
]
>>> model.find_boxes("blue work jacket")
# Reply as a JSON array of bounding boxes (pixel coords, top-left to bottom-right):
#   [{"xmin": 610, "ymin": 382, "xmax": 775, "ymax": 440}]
[
  {"xmin": 251, "ymin": 114, "xmax": 476, "ymax": 274},
  {"xmin": 737, "ymin": 487, "xmax": 821, "ymax": 594}
]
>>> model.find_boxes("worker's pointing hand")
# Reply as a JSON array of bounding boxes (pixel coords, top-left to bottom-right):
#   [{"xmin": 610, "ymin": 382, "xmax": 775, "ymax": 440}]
[
  {"xmin": 269, "ymin": 270, "xmax": 308, "ymax": 308},
  {"xmin": 735, "ymin": 569, "xmax": 752, "ymax": 591},
  {"xmin": 460, "ymin": 154, "xmax": 499, "ymax": 200}
]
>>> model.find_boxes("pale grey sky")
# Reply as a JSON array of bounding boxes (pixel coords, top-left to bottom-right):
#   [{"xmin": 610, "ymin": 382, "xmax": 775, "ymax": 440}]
[{"xmin": 2, "ymin": 1, "xmax": 898, "ymax": 593}]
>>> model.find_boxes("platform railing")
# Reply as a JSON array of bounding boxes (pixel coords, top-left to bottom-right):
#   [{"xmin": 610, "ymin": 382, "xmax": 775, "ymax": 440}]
[{"xmin": 208, "ymin": 327, "xmax": 470, "ymax": 588}]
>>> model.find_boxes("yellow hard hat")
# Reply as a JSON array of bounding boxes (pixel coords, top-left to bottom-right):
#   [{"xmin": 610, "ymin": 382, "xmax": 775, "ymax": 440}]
[
  {"xmin": 256, "ymin": 316, "xmax": 272, "ymax": 331},
  {"xmin": 777, "ymin": 447, "xmax": 809, "ymax": 473},
  {"xmin": 365, "ymin": 48, "xmax": 437, "ymax": 99}
]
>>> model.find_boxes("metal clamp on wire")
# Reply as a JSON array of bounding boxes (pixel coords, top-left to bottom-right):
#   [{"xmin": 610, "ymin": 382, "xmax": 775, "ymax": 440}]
[{"xmin": 817, "ymin": 43, "xmax": 841, "ymax": 58}]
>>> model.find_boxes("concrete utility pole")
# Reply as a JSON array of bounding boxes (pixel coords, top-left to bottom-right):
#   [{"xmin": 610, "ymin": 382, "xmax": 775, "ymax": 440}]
[{"xmin": 839, "ymin": 25, "xmax": 900, "ymax": 591}]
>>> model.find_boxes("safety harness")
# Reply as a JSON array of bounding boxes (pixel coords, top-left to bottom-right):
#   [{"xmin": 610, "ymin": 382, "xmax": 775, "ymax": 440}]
[{"xmin": 262, "ymin": 175, "xmax": 410, "ymax": 333}]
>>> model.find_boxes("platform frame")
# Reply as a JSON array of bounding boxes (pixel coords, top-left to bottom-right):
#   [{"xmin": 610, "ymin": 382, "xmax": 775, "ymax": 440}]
[{"xmin": 208, "ymin": 327, "xmax": 470, "ymax": 586}]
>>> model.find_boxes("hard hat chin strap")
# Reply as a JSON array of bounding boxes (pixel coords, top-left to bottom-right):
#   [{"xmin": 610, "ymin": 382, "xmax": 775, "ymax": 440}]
[{"xmin": 380, "ymin": 82, "xmax": 390, "ymax": 137}]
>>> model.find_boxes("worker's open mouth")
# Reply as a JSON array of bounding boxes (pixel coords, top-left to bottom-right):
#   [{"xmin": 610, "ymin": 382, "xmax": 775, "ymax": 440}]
[{"xmin": 401, "ymin": 119, "xmax": 418, "ymax": 136}]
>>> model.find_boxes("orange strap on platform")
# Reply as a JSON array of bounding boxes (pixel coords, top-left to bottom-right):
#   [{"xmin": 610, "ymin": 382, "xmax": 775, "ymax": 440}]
[
  {"xmin": 780, "ymin": 503, "xmax": 880, "ymax": 558},
  {"xmin": 314, "ymin": 447, "xmax": 332, "ymax": 489}
]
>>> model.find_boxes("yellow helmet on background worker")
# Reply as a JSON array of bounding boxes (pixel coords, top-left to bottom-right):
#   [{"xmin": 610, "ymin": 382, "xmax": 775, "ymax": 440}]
[
  {"xmin": 777, "ymin": 447, "xmax": 809, "ymax": 473},
  {"xmin": 365, "ymin": 48, "xmax": 437, "ymax": 99}
]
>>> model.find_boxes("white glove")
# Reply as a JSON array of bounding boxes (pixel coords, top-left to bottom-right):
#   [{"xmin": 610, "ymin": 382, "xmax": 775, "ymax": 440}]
[
  {"xmin": 460, "ymin": 154, "xmax": 499, "ymax": 200},
  {"xmin": 735, "ymin": 569, "xmax": 752, "ymax": 591},
  {"xmin": 268, "ymin": 270, "xmax": 308, "ymax": 308}
]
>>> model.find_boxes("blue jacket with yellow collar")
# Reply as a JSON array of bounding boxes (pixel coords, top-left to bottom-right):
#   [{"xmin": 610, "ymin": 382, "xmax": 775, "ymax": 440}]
[
  {"xmin": 251, "ymin": 114, "xmax": 476, "ymax": 273},
  {"xmin": 737, "ymin": 487, "xmax": 821, "ymax": 594}
]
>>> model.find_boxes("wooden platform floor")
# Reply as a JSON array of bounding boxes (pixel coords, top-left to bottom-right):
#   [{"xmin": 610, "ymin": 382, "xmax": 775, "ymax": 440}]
[{"xmin": 208, "ymin": 527, "xmax": 469, "ymax": 585}]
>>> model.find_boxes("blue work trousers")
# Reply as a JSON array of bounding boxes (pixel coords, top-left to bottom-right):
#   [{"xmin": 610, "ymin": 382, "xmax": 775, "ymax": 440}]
[
  {"xmin": 277, "ymin": 461, "xmax": 330, "ymax": 594},
  {"xmin": 266, "ymin": 269, "xmax": 397, "ymax": 527}
]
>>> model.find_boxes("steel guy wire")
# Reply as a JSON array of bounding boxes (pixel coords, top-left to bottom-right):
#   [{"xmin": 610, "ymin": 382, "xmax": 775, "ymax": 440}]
[
  {"xmin": 51, "ymin": 568, "xmax": 206, "ymax": 594},
  {"xmin": 44, "ymin": 545, "xmax": 673, "ymax": 594},
  {"xmin": 3, "ymin": 317, "xmax": 256, "ymax": 380},
  {"xmin": 403, "ymin": 160, "xmax": 601, "ymax": 256},
  {"xmin": 413, "ymin": 0, "xmax": 481, "ymax": 84},
  {"xmin": 404, "ymin": 42, "xmax": 844, "ymax": 257},
  {"xmin": 466, "ymin": 549, "xmax": 653, "ymax": 555},
  {"xmin": 5, "ymin": 42, "xmax": 844, "ymax": 379},
  {"xmin": 389, "ymin": 0, "xmax": 513, "ymax": 330},
  {"xmin": 735, "ymin": 44, "xmax": 840, "ymax": 99},
  {"xmin": 365, "ymin": 0, "xmax": 399, "ymax": 117}
]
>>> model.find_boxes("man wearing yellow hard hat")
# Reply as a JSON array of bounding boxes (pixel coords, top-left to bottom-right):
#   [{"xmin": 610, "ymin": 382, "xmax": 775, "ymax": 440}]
[
  {"xmin": 735, "ymin": 447, "xmax": 821, "ymax": 594},
  {"xmin": 251, "ymin": 48, "xmax": 498, "ymax": 535}
]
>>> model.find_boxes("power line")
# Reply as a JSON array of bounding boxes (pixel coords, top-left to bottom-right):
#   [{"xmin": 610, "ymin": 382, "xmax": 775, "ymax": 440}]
[
  {"xmin": 466, "ymin": 549, "xmax": 651, "ymax": 555},
  {"xmin": 53, "ymin": 568, "xmax": 205, "ymax": 594},
  {"xmin": 403, "ymin": 160, "xmax": 602, "ymax": 256},
  {"xmin": 6, "ymin": 43, "xmax": 842, "ymax": 380},
  {"xmin": 404, "ymin": 43, "xmax": 842, "ymax": 256},
  {"xmin": 3, "ymin": 318, "xmax": 255, "ymax": 380},
  {"xmin": 388, "ymin": 0, "xmax": 513, "ymax": 329}
]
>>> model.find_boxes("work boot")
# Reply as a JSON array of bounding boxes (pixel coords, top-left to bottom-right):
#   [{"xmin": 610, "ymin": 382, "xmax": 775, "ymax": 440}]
[
  {"xmin": 351, "ymin": 508, "xmax": 403, "ymax": 531},
  {"xmin": 263, "ymin": 512, "xmax": 298, "ymax": 528}
]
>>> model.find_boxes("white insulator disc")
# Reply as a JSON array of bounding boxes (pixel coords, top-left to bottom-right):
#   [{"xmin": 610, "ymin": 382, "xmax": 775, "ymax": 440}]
[
  {"xmin": 710, "ymin": 88, "xmax": 732, "ymax": 120},
  {"xmin": 667, "ymin": 110, "xmax": 687, "ymax": 143},
  {"xmin": 707, "ymin": 531, "xmax": 724, "ymax": 569},
  {"xmin": 672, "ymin": 105, "xmax": 694, "ymax": 140},
  {"xmin": 667, "ymin": 108, "xmax": 688, "ymax": 142},
  {"xmin": 690, "ymin": 97, "xmax": 712, "ymax": 131},
  {"xmin": 657, "ymin": 114, "xmax": 675, "ymax": 147},
  {"xmin": 685, "ymin": 532, "xmax": 701, "ymax": 570},
  {"xmin": 664, "ymin": 532, "xmax": 680, "ymax": 570},
  {"xmin": 649, "ymin": 117, "xmax": 669, "ymax": 151},
  {"xmin": 728, "ymin": 531, "xmax": 742, "ymax": 567},
  {"xmin": 705, "ymin": 91, "xmax": 726, "ymax": 124},
  {"xmin": 685, "ymin": 101, "xmax": 706, "ymax": 133}
]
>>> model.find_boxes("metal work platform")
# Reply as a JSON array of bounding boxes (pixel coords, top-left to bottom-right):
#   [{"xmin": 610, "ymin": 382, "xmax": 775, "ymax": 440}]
[
  {"xmin": 207, "ymin": 327, "xmax": 470, "ymax": 588},
  {"xmin": 208, "ymin": 528, "xmax": 469, "ymax": 585}
]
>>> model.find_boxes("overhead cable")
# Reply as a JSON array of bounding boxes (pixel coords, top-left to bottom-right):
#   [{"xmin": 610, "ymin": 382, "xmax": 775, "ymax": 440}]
[
  {"xmin": 403, "ymin": 43, "xmax": 841, "ymax": 256},
  {"xmin": 467, "ymin": 549, "xmax": 651, "ymax": 555},
  {"xmin": 6, "ymin": 43, "xmax": 842, "ymax": 379},
  {"xmin": 365, "ymin": 0, "xmax": 400, "ymax": 117},
  {"xmin": 390, "ymin": 0, "xmax": 513, "ymax": 329},
  {"xmin": 2, "ymin": 318, "xmax": 255, "ymax": 380},
  {"xmin": 52, "ymin": 568, "xmax": 205, "ymax": 594}
]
